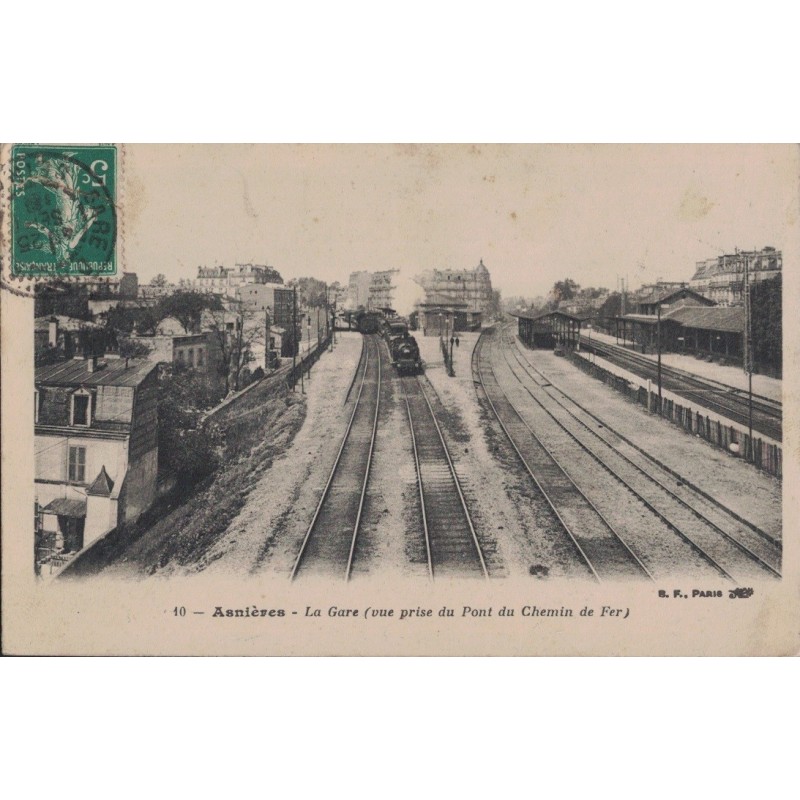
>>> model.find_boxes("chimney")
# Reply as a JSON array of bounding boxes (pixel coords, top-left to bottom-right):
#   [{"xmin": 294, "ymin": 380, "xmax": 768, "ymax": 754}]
[
  {"xmin": 87, "ymin": 355, "xmax": 97, "ymax": 373},
  {"xmin": 48, "ymin": 317, "xmax": 58, "ymax": 347}
]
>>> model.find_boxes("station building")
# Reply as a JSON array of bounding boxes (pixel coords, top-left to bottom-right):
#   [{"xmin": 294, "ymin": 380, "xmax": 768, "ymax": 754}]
[
  {"xmin": 611, "ymin": 287, "xmax": 715, "ymax": 354},
  {"xmin": 414, "ymin": 259, "xmax": 493, "ymax": 334},
  {"xmin": 416, "ymin": 294, "xmax": 477, "ymax": 336}
]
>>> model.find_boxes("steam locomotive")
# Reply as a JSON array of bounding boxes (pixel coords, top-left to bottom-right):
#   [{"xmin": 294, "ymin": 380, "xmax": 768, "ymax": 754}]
[{"xmin": 391, "ymin": 335, "xmax": 423, "ymax": 375}]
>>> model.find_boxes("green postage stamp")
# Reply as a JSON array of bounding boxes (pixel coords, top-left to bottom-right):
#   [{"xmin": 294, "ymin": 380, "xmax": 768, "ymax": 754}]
[{"xmin": 10, "ymin": 144, "xmax": 117, "ymax": 277}]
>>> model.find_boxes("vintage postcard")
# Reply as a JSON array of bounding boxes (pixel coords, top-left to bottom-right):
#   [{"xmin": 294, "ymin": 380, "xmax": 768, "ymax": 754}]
[{"xmin": 1, "ymin": 143, "xmax": 797, "ymax": 655}]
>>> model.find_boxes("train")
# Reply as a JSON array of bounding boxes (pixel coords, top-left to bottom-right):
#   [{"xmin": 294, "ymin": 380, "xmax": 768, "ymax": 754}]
[
  {"xmin": 353, "ymin": 310, "xmax": 423, "ymax": 374},
  {"xmin": 391, "ymin": 335, "xmax": 423, "ymax": 375},
  {"xmin": 354, "ymin": 310, "xmax": 385, "ymax": 335}
]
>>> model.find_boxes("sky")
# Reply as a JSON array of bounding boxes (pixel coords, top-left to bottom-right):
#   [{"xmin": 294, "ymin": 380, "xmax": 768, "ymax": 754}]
[{"xmin": 124, "ymin": 144, "xmax": 798, "ymax": 314}]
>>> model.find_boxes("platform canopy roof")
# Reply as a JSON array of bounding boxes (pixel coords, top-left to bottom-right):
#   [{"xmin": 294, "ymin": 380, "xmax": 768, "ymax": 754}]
[
  {"xmin": 663, "ymin": 306, "xmax": 744, "ymax": 333},
  {"xmin": 635, "ymin": 286, "xmax": 714, "ymax": 307},
  {"xmin": 615, "ymin": 307, "xmax": 744, "ymax": 333},
  {"xmin": 511, "ymin": 310, "xmax": 590, "ymax": 323}
]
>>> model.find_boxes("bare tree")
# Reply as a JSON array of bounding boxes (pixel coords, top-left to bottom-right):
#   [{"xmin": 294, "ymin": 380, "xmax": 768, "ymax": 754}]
[{"xmin": 204, "ymin": 303, "xmax": 265, "ymax": 394}]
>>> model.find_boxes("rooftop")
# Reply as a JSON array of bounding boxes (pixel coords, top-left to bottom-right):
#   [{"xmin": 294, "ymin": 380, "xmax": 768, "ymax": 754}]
[
  {"xmin": 512, "ymin": 310, "xmax": 591, "ymax": 322},
  {"xmin": 664, "ymin": 306, "xmax": 745, "ymax": 333},
  {"xmin": 635, "ymin": 287, "xmax": 712, "ymax": 306},
  {"xmin": 36, "ymin": 358, "xmax": 158, "ymax": 388},
  {"xmin": 419, "ymin": 292, "xmax": 470, "ymax": 308},
  {"xmin": 35, "ymin": 315, "xmax": 98, "ymax": 332}
]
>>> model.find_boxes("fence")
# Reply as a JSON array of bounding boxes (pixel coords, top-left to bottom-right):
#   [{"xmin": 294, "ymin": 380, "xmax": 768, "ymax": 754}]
[
  {"xmin": 203, "ymin": 332, "xmax": 332, "ymax": 443},
  {"xmin": 568, "ymin": 352, "xmax": 782, "ymax": 478}
]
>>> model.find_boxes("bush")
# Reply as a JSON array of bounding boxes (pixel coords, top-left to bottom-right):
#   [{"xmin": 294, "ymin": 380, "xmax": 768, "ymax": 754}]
[{"xmin": 157, "ymin": 366, "xmax": 224, "ymax": 482}]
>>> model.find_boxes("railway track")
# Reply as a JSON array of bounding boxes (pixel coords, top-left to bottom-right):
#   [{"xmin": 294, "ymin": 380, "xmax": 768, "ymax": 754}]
[
  {"xmin": 399, "ymin": 374, "xmax": 488, "ymax": 579},
  {"xmin": 290, "ymin": 335, "xmax": 381, "ymax": 581},
  {"xmin": 580, "ymin": 336, "xmax": 782, "ymax": 441},
  {"xmin": 473, "ymin": 330, "xmax": 653, "ymax": 582},
  {"xmin": 498, "ymin": 327, "xmax": 780, "ymax": 582}
]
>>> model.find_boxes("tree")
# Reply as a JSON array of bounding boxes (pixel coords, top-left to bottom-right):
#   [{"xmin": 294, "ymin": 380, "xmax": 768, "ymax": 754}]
[
  {"xmin": 34, "ymin": 281, "xmax": 91, "ymax": 320},
  {"xmin": 597, "ymin": 292, "xmax": 622, "ymax": 319},
  {"xmin": 105, "ymin": 304, "xmax": 159, "ymax": 336},
  {"xmin": 488, "ymin": 288, "xmax": 503, "ymax": 319},
  {"xmin": 157, "ymin": 366, "xmax": 222, "ymax": 483},
  {"xmin": 204, "ymin": 303, "xmax": 265, "ymax": 394},
  {"xmin": 751, "ymin": 274, "xmax": 781, "ymax": 375},
  {"xmin": 118, "ymin": 337, "xmax": 153, "ymax": 359},
  {"xmin": 551, "ymin": 279, "xmax": 580, "ymax": 305},
  {"xmin": 151, "ymin": 273, "xmax": 168, "ymax": 287},
  {"xmin": 288, "ymin": 277, "xmax": 328, "ymax": 308},
  {"xmin": 156, "ymin": 291, "xmax": 222, "ymax": 334}
]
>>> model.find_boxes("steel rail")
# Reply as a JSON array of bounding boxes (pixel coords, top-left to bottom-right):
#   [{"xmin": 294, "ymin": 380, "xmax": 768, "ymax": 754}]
[
  {"xmin": 401, "ymin": 377, "xmax": 434, "ymax": 580},
  {"xmin": 344, "ymin": 338, "xmax": 382, "ymax": 581},
  {"xmin": 582, "ymin": 337, "xmax": 781, "ymax": 440},
  {"xmin": 505, "ymin": 332, "xmax": 781, "ymax": 578},
  {"xmin": 473, "ymin": 331, "xmax": 651, "ymax": 582},
  {"xmin": 404, "ymin": 374, "xmax": 488, "ymax": 579},
  {"xmin": 497, "ymin": 328, "xmax": 738, "ymax": 580},
  {"xmin": 290, "ymin": 335, "xmax": 376, "ymax": 581}
]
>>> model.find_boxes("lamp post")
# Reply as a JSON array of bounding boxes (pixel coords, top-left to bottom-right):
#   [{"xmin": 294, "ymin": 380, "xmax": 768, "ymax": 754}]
[{"xmin": 292, "ymin": 287, "xmax": 298, "ymax": 392}]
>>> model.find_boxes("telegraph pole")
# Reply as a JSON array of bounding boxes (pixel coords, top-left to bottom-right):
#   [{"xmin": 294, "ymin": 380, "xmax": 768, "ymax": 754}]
[
  {"xmin": 656, "ymin": 300, "xmax": 662, "ymax": 411},
  {"xmin": 744, "ymin": 252, "xmax": 754, "ymax": 459},
  {"xmin": 307, "ymin": 313, "xmax": 312, "ymax": 379},
  {"xmin": 264, "ymin": 305, "xmax": 271, "ymax": 371},
  {"xmin": 292, "ymin": 287, "xmax": 299, "ymax": 392}
]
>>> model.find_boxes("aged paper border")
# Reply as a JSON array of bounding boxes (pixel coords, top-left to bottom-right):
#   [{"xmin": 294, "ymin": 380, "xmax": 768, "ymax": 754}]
[{"xmin": 2, "ymin": 144, "xmax": 798, "ymax": 656}]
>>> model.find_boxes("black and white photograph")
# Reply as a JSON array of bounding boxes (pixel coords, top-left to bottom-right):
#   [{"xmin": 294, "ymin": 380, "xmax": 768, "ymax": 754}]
[{"xmin": 1, "ymin": 143, "xmax": 797, "ymax": 655}]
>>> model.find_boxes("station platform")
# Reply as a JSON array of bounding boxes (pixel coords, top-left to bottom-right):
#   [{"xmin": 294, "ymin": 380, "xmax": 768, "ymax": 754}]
[
  {"xmin": 582, "ymin": 329, "xmax": 782, "ymax": 403},
  {"xmin": 552, "ymin": 336, "xmax": 782, "ymax": 449}
]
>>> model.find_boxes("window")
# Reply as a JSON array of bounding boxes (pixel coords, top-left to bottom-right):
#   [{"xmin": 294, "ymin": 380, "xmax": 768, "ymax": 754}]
[
  {"xmin": 197, "ymin": 348, "xmax": 205, "ymax": 367},
  {"xmin": 188, "ymin": 348, "xmax": 195, "ymax": 367},
  {"xmin": 70, "ymin": 392, "xmax": 91, "ymax": 426},
  {"xmin": 68, "ymin": 446, "xmax": 86, "ymax": 483},
  {"xmin": 177, "ymin": 350, "xmax": 185, "ymax": 363}
]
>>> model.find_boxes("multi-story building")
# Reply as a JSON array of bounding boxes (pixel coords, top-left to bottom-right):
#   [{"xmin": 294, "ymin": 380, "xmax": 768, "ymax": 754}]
[
  {"xmin": 190, "ymin": 263, "xmax": 283, "ymax": 296},
  {"xmin": 368, "ymin": 269, "xmax": 399, "ymax": 310},
  {"xmin": 139, "ymin": 281, "xmax": 177, "ymax": 300},
  {"xmin": 414, "ymin": 259, "xmax": 493, "ymax": 329},
  {"xmin": 234, "ymin": 283, "xmax": 295, "ymax": 325},
  {"xmin": 347, "ymin": 270, "xmax": 373, "ymax": 310},
  {"xmin": 345, "ymin": 270, "xmax": 399, "ymax": 311},
  {"xmin": 690, "ymin": 247, "xmax": 782, "ymax": 306},
  {"xmin": 34, "ymin": 355, "xmax": 159, "ymax": 569},
  {"xmin": 128, "ymin": 328, "xmax": 222, "ymax": 377}
]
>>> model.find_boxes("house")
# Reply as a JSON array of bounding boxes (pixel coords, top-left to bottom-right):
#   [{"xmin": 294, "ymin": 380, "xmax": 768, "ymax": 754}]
[
  {"xmin": 34, "ymin": 356, "xmax": 159, "ymax": 570},
  {"xmin": 128, "ymin": 324, "xmax": 224, "ymax": 386}
]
